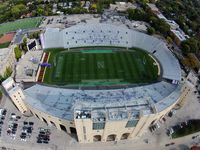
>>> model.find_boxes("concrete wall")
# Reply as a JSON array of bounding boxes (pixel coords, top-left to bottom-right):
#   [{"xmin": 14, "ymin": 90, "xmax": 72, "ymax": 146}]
[
  {"xmin": 26, "ymin": 102, "xmax": 75, "ymax": 134},
  {"xmin": 0, "ymin": 46, "xmax": 15, "ymax": 76},
  {"xmin": 9, "ymin": 87, "xmax": 28, "ymax": 113},
  {"xmin": 2, "ymin": 77, "xmax": 28, "ymax": 114}
]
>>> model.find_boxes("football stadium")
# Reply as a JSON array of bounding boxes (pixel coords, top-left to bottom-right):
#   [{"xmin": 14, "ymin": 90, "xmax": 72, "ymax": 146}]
[{"xmin": 3, "ymin": 23, "xmax": 184, "ymax": 143}]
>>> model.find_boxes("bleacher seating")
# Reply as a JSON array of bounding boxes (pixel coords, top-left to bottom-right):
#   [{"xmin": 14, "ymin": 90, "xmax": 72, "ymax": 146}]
[
  {"xmin": 25, "ymin": 23, "xmax": 183, "ymax": 121},
  {"xmin": 43, "ymin": 23, "xmax": 181, "ymax": 81}
]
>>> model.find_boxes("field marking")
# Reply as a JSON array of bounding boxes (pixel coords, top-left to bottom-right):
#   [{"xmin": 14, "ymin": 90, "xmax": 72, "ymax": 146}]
[
  {"xmin": 55, "ymin": 55, "xmax": 64, "ymax": 78},
  {"xmin": 148, "ymin": 54, "xmax": 160, "ymax": 75},
  {"xmin": 97, "ymin": 61, "xmax": 104, "ymax": 69},
  {"xmin": 42, "ymin": 53, "xmax": 51, "ymax": 82},
  {"xmin": 43, "ymin": 49, "xmax": 159, "ymax": 85}
]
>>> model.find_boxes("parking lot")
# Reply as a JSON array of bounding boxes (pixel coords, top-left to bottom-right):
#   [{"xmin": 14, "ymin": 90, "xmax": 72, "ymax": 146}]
[
  {"xmin": 0, "ymin": 94, "xmax": 72, "ymax": 150},
  {"xmin": 40, "ymin": 14, "xmax": 100, "ymax": 29}
]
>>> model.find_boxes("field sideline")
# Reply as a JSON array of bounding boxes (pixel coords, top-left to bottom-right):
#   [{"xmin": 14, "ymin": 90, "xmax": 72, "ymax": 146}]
[{"xmin": 43, "ymin": 48, "xmax": 159, "ymax": 86}]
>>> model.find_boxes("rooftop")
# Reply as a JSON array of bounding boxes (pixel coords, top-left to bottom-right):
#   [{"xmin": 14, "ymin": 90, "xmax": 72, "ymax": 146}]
[
  {"xmin": 15, "ymin": 50, "xmax": 43, "ymax": 82},
  {"xmin": 24, "ymin": 81, "xmax": 181, "ymax": 121},
  {"xmin": 110, "ymin": 2, "xmax": 136, "ymax": 12},
  {"xmin": 171, "ymin": 29, "xmax": 187, "ymax": 41}
]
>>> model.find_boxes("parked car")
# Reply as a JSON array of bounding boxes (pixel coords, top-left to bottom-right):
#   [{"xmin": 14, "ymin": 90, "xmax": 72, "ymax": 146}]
[{"xmin": 166, "ymin": 128, "xmax": 174, "ymax": 136}]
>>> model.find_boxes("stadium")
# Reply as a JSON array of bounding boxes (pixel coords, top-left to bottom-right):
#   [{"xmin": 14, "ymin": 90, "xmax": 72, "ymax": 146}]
[{"xmin": 3, "ymin": 23, "xmax": 183, "ymax": 143}]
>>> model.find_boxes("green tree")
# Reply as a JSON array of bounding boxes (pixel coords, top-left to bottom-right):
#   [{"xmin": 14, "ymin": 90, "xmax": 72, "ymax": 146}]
[
  {"xmin": 155, "ymin": 19, "xmax": 170, "ymax": 36},
  {"xmin": 28, "ymin": 31, "xmax": 40, "ymax": 39},
  {"xmin": 11, "ymin": 4, "xmax": 27, "ymax": 18},
  {"xmin": 0, "ymin": 89, "xmax": 2, "ymax": 99},
  {"xmin": 181, "ymin": 38, "xmax": 200, "ymax": 54},
  {"xmin": 181, "ymin": 43, "xmax": 191, "ymax": 54},
  {"xmin": 4, "ymin": 67, "xmax": 12, "ymax": 78},
  {"xmin": 166, "ymin": 36, "xmax": 173, "ymax": 44},
  {"xmin": 127, "ymin": 8, "xmax": 146, "ymax": 21},
  {"xmin": 127, "ymin": 8, "xmax": 135, "ymax": 20},
  {"xmin": 21, "ymin": 37, "xmax": 28, "ymax": 52},
  {"xmin": 0, "ymin": 75, "xmax": 4, "ymax": 83},
  {"xmin": 36, "ymin": 5, "xmax": 44, "ymax": 16},
  {"xmin": 14, "ymin": 46, "xmax": 22, "ymax": 61},
  {"xmin": 147, "ymin": 27, "xmax": 155, "ymax": 35},
  {"xmin": 90, "ymin": 4, "xmax": 97, "ymax": 12}
]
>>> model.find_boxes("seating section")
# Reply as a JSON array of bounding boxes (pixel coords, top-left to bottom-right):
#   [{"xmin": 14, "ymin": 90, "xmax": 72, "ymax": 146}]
[
  {"xmin": 43, "ymin": 23, "xmax": 181, "ymax": 81},
  {"xmin": 29, "ymin": 23, "xmax": 183, "ymax": 120},
  {"xmin": 44, "ymin": 28, "xmax": 63, "ymax": 48}
]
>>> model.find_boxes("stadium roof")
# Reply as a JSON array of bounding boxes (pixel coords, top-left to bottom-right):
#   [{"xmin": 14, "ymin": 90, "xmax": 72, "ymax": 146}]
[{"xmin": 24, "ymin": 81, "xmax": 181, "ymax": 121}]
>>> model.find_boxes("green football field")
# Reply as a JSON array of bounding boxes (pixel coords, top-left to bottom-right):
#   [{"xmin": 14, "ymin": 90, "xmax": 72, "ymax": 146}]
[
  {"xmin": 0, "ymin": 17, "xmax": 43, "ymax": 34},
  {"xmin": 43, "ymin": 48, "xmax": 159, "ymax": 86}
]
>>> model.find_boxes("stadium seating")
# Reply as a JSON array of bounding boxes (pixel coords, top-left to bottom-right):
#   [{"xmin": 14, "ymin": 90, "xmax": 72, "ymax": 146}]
[
  {"xmin": 43, "ymin": 23, "xmax": 181, "ymax": 81},
  {"xmin": 28, "ymin": 23, "xmax": 183, "ymax": 120}
]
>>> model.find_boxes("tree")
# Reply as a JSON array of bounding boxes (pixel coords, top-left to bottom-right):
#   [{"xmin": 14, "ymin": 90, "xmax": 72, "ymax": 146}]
[
  {"xmin": 127, "ymin": 8, "xmax": 135, "ymax": 20},
  {"xmin": 127, "ymin": 8, "xmax": 146, "ymax": 21},
  {"xmin": 4, "ymin": 67, "xmax": 12, "ymax": 78},
  {"xmin": 36, "ymin": 5, "xmax": 44, "ymax": 16},
  {"xmin": 14, "ymin": 46, "xmax": 22, "ymax": 61},
  {"xmin": 11, "ymin": 4, "xmax": 27, "ymax": 18},
  {"xmin": 20, "ymin": 37, "xmax": 28, "ymax": 52},
  {"xmin": 147, "ymin": 27, "xmax": 155, "ymax": 35},
  {"xmin": 90, "ymin": 4, "xmax": 97, "ymax": 12},
  {"xmin": 28, "ymin": 4, "xmax": 36, "ymax": 12},
  {"xmin": 0, "ymin": 89, "xmax": 2, "ymax": 100},
  {"xmin": 0, "ymin": 75, "xmax": 4, "ymax": 83},
  {"xmin": 181, "ymin": 38, "xmax": 200, "ymax": 54},
  {"xmin": 28, "ymin": 31, "xmax": 40, "ymax": 39},
  {"xmin": 181, "ymin": 42, "xmax": 191, "ymax": 54},
  {"xmin": 155, "ymin": 19, "xmax": 170, "ymax": 36},
  {"xmin": 166, "ymin": 36, "xmax": 173, "ymax": 44}
]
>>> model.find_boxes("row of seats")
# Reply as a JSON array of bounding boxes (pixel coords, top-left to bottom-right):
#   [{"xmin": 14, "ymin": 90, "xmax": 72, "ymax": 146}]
[{"xmin": 43, "ymin": 23, "xmax": 181, "ymax": 81}]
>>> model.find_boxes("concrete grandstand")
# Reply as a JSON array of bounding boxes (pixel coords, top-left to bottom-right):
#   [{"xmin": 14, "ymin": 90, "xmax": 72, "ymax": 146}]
[
  {"xmin": 3, "ymin": 23, "xmax": 186, "ymax": 143},
  {"xmin": 41, "ymin": 23, "xmax": 181, "ymax": 81}
]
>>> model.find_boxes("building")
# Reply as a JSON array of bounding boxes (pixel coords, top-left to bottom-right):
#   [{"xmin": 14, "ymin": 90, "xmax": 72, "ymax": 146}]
[
  {"xmin": 0, "ymin": 33, "xmax": 16, "ymax": 76},
  {"xmin": 15, "ymin": 50, "xmax": 43, "ymax": 82},
  {"xmin": 2, "ymin": 77, "xmax": 28, "ymax": 114},
  {"xmin": 0, "ymin": 46, "xmax": 15, "ymax": 76},
  {"xmin": 178, "ymin": 71, "xmax": 199, "ymax": 106},
  {"xmin": 147, "ymin": 3, "xmax": 189, "ymax": 45},
  {"xmin": 26, "ymin": 39, "xmax": 39, "ymax": 51},
  {"xmin": 110, "ymin": 2, "xmax": 136, "ymax": 12},
  {"xmin": 2, "ymin": 23, "xmax": 195, "ymax": 143}
]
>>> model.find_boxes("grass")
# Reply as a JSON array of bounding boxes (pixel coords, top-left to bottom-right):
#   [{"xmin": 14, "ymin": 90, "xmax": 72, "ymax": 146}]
[
  {"xmin": 172, "ymin": 120, "xmax": 200, "ymax": 138},
  {"xmin": 0, "ymin": 89, "xmax": 2, "ymax": 99},
  {"xmin": 43, "ymin": 48, "xmax": 159, "ymax": 86},
  {"xmin": 0, "ymin": 42, "xmax": 10, "ymax": 48},
  {"xmin": 0, "ymin": 17, "xmax": 43, "ymax": 34}
]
